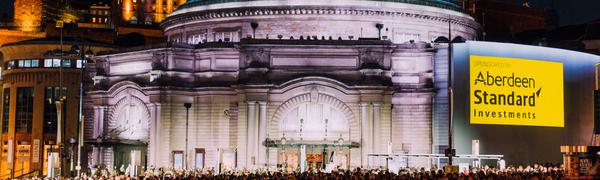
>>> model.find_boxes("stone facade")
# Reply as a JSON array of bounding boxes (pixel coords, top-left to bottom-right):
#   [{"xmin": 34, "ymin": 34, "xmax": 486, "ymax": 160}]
[{"xmin": 87, "ymin": 0, "xmax": 478, "ymax": 170}]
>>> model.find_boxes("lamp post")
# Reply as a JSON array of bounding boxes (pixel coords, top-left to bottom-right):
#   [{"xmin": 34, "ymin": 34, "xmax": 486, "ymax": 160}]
[
  {"xmin": 76, "ymin": 46, "xmax": 93, "ymax": 178},
  {"xmin": 375, "ymin": 23, "xmax": 384, "ymax": 40},
  {"xmin": 250, "ymin": 22, "xmax": 259, "ymax": 39},
  {"xmin": 184, "ymin": 103, "xmax": 192, "ymax": 169},
  {"xmin": 433, "ymin": 17, "xmax": 466, "ymax": 168}
]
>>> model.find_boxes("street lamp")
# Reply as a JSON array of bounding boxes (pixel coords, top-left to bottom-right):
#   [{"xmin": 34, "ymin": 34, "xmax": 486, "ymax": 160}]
[
  {"xmin": 375, "ymin": 23, "xmax": 384, "ymax": 40},
  {"xmin": 184, "ymin": 103, "xmax": 192, "ymax": 169},
  {"xmin": 250, "ymin": 22, "xmax": 259, "ymax": 39},
  {"xmin": 69, "ymin": 137, "xmax": 76, "ymax": 176},
  {"xmin": 434, "ymin": 18, "xmax": 466, "ymax": 168}
]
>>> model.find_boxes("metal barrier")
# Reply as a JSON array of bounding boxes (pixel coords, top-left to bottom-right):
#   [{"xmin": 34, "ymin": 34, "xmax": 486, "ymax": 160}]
[{"xmin": 367, "ymin": 153, "xmax": 504, "ymax": 170}]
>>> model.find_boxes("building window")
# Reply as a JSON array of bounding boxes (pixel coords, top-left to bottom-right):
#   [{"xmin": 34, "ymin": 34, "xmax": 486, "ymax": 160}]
[
  {"xmin": 76, "ymin": 60, "xmax": 84, "ymax": 68},
  {"xmin": 44, "ymin": 59, "xmax": 62, "ymax": 68},
  {"xmin": 1, "ymin": 88, "xmax": 9, "ymax": 133},
  {"xmin": 6, "ymin": 61, "xmax": 14, "ymax": 69},
  {"xmin": 15, "ymin": 87, "xmax": 34, "ymax": 133},
  {"xmin": 63, "ymin": 60, "xmax": 71, "ymax": 68},
  {"xmin": 17, "ymin": 59, "xmax": 40, "ymax": 68},
  {"xmin": 31, "ymin": 60, "xmax": 39, "ymax": 67},
  {"xmin": 43, "ymin": 87, "xmax": 65, "ymax": 134},
  {"xmin": 195, "ymin": 148, "xmax": 205, "ymax": 169},
  {"xmin": 172, "ymin": 151, "xmax": 184, "ymax": 169}
]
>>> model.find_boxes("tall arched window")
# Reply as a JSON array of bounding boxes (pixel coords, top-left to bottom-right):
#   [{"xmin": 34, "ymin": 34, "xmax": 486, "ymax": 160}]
[{"xmin": 115, "ymin": 96, "xmax": 149, "ymax": 141}]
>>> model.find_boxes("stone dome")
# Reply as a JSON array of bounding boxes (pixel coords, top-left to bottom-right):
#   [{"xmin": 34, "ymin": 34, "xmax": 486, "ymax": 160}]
[
  {"xmin": 176, "ymin": 0, "xmax": 462, "ymax": 12},
  {"xmin": 162, "ymin": 0, "xmax": 478, "ymax": 45}
]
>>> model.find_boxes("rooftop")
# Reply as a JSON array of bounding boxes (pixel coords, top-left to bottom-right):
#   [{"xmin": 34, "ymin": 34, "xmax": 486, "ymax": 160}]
[{"xmin": 177, "ymin": 0, "xmax": 461, "ymax": 12}]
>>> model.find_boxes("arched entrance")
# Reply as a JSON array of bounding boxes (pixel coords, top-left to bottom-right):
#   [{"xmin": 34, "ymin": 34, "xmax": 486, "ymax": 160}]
[
  {"xmin": 267, "ymin": 88, "xmax": 359, "ymax": 171},
  {"xmin": 111, "ymin": 95, "xmax": 150, "ymax": 172}
]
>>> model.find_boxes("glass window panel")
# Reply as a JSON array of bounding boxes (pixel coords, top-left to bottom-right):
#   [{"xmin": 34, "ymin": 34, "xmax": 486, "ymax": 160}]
[
  {"xmin": 63, "ymin": 60, "xmax": 71, "ymax": 68},
  {"xmin": 18, "ymin": 60, "xmax": 24, "ymax": 68},
  {"xmin": 31, "ymin": 60, "xmax": 39, "ymax": 67},
  {"xmin": 173, "ymin": 151, "xmax": 183, "ymax": 169},
  {"xmin": 43, "ymin": 87, "xmax": 58, "ymax": 133},
  {"xmin": 7, "ymin": 61, "xmax": 14, "ymax": 69},
  {"xmin": 16, "ymin": 87, "xmax": 34, "ymax": 133},
  {"xmin": 52, "ymin": 59, "xmax": 61, "ymax": 67},
  {"xmin": 23, "ymin": 60, "xmax": 31, "ymax": 68},
  {"xmin": 76, "ymin": 60, "xmax": 83, "ymax": 68},
  {"xmin": 44, "ymin": 59, "xmax": 52, "ymax": 67},
  {"xmin": 2, "ymin": 88, "xmax": 9, "ymax": 133}
]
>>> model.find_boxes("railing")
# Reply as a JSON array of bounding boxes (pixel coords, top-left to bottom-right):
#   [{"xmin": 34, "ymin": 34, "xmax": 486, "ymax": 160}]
[
  {"xmin": 15, "ymin": 170, "xmax": 39, "ymax": 179},
  {"xmin": 0, "ymin": 170, "xmax": 39, "ymax": 179}
]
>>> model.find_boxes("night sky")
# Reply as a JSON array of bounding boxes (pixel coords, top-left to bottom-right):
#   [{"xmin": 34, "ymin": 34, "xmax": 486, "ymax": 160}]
[
  {"xmin": 497, "ymin": 0, "xmax": 600, "ymax": 25},
  {"xmin": 2, "ymin": 0, "xmax": 600, "ymax": 26}
]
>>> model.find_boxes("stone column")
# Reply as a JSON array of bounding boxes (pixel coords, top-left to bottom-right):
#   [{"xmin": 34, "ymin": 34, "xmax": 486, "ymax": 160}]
[
  {"xmin": 392, "ymin": 93, "xmax": 433, "ymax": 168},
  {"xmin": 246, "ymin": 101, "xmax": 256, "ymax": 167},
  {"xmin": 92, "ymin": 106, "xmax": 99, "ymax": 138},
  {"xmin": 372, "ymin": 103, "xmax": 381, "ymax": 153},
  {"xmin": 148, "ymin": 103, "xmax": 161, "ymax": 167},
  {"xmin": 98, "ymin": 106, "xmax": 105, "ymax": 138},
  {"xmin": 360, "ymin": 102, "xmax": 369, "ymax": 166},
  {"xmin": 258, "ymin": 101, "xmax": 267, "ymax": 166}
]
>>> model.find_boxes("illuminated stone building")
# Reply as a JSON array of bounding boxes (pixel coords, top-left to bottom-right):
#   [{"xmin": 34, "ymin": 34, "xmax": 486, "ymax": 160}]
[
  {"xmin": 88, "ymin": 0, "xmax": 478, "ymax": 171},
  {"xmin": 0, "ymin": 0, "xmax": 187, "ymax": 46},
  {"xmin": 112, "ymin": 0, "xmax": 187, "ymax": 25},
  {"xmin": 0, "ymin": 38, "xmax": 113, "ymax": 177}
]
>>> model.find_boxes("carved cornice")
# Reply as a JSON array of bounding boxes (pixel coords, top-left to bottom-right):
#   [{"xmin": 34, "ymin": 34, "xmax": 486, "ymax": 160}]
[{"xmin": 162, "ymin": 6, "xmax": 478, "ymax": 31}]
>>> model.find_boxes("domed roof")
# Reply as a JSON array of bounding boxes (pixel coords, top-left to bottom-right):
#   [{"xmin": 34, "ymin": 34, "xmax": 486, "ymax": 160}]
[{"xmin": 177, "ymin": 0, "xmax": 461, "ymax": 12}]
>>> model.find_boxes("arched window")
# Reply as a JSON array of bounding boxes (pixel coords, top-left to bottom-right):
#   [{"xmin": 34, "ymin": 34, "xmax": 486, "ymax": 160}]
[{"xmin": 114, "ymin": 96, "xmax": 149, "ymax": 141}]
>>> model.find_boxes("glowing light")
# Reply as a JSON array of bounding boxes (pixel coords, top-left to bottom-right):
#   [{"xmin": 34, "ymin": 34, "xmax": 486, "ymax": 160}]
[{"xmin": 123, "ymin": 0, "xmax": 133, "ymax": 21}]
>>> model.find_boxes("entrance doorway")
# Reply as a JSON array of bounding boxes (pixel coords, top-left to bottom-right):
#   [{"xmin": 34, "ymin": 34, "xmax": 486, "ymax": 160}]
[
  {"xmin": 114, "ymin": 145, "xmax": 147, "ymax": 174},
  {"xmin": 272, "ymin": 96, "xmax": 358, "ymax": 170},
  {"xmin": 274, "ymin": 143, "xmax": 352, "ymax": 171}
]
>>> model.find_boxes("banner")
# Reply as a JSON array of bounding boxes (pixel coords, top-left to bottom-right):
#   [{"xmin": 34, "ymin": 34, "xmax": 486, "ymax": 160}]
[{"xmin": 469, "ymin": 55, "xmax": 564, "ymax": 127}]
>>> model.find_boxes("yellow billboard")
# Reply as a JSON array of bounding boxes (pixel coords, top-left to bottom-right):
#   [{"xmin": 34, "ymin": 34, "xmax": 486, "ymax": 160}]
[{"xmin": 469, "ymin": 55, "xmax": 564, "ymax": 127}]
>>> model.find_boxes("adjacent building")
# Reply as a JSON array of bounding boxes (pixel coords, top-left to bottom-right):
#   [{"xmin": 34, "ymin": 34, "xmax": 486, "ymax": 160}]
[{"xmin": 0, "ymin": 38, "xmax": 114, "ymax": 177}]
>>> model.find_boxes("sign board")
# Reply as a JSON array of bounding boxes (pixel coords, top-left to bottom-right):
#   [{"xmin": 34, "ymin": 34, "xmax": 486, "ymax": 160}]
[
  {"xmin": 470, "ymin": 55, "xmax": 564, "ymax": 127},
  {"xmin": 33, "ymin": 139, "xmax": 40, "ymax": 163},
  {"xmin": 7, "ymin": 140, "xmax": 12, "ymax": 163}
]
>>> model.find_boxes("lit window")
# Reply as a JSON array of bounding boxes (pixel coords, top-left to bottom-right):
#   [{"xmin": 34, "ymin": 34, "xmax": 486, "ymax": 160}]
[
  {"xmin": 173, "ymin": 151, "xmax": 183, "ymax": 169},
  {"xmin": 92, "ymin": 17, "xmax": 96, "ymax": 23},
  {"xmin": 45, "ymin": 59, "xmax": 62, "ymax": 68},
  {"xmin": 31, "ymin": 60, "xmax": 39, "ymax": 67},
  {"xmin": 22, "ymin": 60, "xmax": 31, "ymax": 68},
  {"xmin": 7, "ymin": 61, "xmax": 15, "ymax": 69},
  {"xmin": 52, "ymin": 59, "xmax": 61, "ymax": 67},
  {"xmin": 76, "ymin": 60, "xmax": 83, "ymax": 68},
  {"xmin": 63, "ymin": 60, "xmax": 71, "ymax": 68}
]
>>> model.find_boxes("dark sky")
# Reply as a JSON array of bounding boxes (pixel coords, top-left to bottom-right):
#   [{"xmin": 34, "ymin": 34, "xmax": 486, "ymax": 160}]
[{"xmin": 497, "ymin": 0, "xmax": 600, "ymax": 25}]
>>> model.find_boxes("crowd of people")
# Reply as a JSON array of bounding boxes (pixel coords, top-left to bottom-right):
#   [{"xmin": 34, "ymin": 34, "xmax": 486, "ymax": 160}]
[{"xmin": 14, "ymin": 163, "xmax": 575, "ymax": 180}]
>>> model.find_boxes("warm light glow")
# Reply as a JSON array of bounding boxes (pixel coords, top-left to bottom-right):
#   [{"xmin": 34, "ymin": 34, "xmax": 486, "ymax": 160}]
[{"xmin": 123, "ymin": 0, "xmax": 133, "ymax": 21}]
